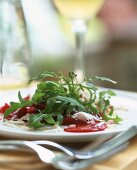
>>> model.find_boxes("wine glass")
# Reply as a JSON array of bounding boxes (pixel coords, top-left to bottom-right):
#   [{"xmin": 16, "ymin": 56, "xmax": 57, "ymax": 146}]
[
  {"xmin": 53, "ymin": 0, "xmax": 105, "ymax": 81},
  {"xmin": 0, "ymin": 0, "xmax": 30, "ymax": 90}
]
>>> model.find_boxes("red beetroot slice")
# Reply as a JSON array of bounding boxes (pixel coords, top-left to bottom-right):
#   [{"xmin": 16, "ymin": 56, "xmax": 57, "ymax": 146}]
[
  {"xmin": 26, "ymin": 106, "xmax": 36, "ymax": 113},
  {"xmin": 64, "ymin": 122, "xmax": 107, "ymax": 133},
  {"xmin": 62, "ymin": 116, "xmax": 87, "ymax": 125},
  {"xmin": 0, "ymin": 103, "xmax": 10, "ymax": 114}
]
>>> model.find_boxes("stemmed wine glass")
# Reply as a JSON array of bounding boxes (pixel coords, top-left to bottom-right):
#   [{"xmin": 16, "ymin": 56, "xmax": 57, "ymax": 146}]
[
  {"xmin": 0, "ymin": 0, "xmax": 30, "ymax": 90},
  {"xmin": 53, "ymin": 0, "xmax": 105, "ymax": 81}
]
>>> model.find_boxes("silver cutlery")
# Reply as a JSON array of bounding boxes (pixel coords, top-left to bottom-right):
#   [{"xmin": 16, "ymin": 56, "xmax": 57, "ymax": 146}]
[
  {"xmin": 0, "ymin": 126, "xmax": 136, "ymax": 170},
  {"xmin": 0, "ymin": 140, "xmax": 128, "ymax": 170}
]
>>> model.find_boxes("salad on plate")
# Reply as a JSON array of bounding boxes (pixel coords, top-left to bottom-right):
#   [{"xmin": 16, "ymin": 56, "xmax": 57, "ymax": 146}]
[{"xmin": 0, "ymin": 71, "xmax": 122, "ymax": 133}]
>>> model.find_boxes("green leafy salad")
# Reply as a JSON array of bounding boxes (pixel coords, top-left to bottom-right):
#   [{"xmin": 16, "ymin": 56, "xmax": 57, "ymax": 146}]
[{"xmin": 0, "ymin": 71, "xmax": 122, "ymax": 132}]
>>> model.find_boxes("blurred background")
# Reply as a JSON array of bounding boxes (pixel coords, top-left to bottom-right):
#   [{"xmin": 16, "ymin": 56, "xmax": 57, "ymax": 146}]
[{"xmin": 14, "ymin": 0, "xmax": 137, "ymax": 91}]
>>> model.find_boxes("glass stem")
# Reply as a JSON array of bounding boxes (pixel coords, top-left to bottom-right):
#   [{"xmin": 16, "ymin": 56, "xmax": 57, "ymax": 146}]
[
  {"xmin": 72, "ymin": 20, "xmax": 87, "ymax": 82},
  {"xmin": 0, "ymin": 56, "xmax": 4, "ymax": 75}
]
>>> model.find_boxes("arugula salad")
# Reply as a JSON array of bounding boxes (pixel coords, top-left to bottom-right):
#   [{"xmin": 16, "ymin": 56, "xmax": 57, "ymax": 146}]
[{"xmin": 0, "ymin": 71, "xmax": 122, "ymax": 133}]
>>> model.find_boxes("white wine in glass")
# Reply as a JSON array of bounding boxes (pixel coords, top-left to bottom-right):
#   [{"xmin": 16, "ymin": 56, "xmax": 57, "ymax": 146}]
[{"xmin": 53, "ymin": 0, "xmax": 105, "ymax": 81}]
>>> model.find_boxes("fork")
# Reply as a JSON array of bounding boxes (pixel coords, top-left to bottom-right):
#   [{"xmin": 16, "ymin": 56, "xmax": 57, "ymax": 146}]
[
  {"xmin": 1, "ymin": 143, "xmax": 128, "ymax": 170},
  {"xmin": 0, "ymin": 139, "xmax": 129, "ymax": 170},
  {"xmin": 0, "ymin": 138, "xmax": 129, "ymax": 170},
  {"xmin": 0, "ymin": 126, "xmax": 136, "ymax": 170}
]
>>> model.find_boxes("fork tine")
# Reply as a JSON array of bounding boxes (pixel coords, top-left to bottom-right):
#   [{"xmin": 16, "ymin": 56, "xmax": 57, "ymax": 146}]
[
  {"xmin": 74, "ymin": 126, "xmax": 137, "ymax": 159},
  {"xmin": 92, "ymin": 125, "xmax": 137, "ymax": 152},
  {"xmin": 101, "ymin": 126, "xmax": 137, "ymax": 145}
]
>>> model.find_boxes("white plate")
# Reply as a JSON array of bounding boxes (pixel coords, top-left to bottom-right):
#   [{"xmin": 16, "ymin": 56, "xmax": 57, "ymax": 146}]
[{"xmin": 0, "ymin": 87, "xmax": 137, "ymax": 142}]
